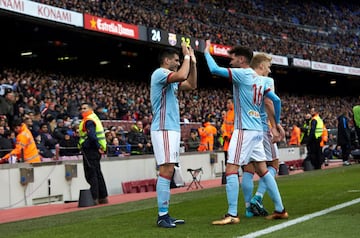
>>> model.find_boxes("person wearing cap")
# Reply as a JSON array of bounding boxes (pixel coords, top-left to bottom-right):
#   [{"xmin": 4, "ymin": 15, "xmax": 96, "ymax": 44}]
[{"xmin": 0, "ymin": 118, "xmax": 41, "ymax": 164}]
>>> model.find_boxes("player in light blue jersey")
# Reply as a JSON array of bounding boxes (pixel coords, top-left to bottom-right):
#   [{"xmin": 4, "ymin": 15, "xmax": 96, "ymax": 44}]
[
  {"xmin": 203, "ymin": 40, "xmax": 288, "ymax": 225},
  {"xmin": 242, "ymin": 53, "xmax": 288, "ymax": 219},
  {"xmin": 151, "ymin": 42, "xmax": 197, "ymax": 228}
]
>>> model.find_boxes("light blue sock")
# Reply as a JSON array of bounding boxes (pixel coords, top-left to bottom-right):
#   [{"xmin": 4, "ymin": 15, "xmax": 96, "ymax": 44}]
[
  {"xmin": 261, "ymin": 172, "xmax": 284, "ymax": 212},
  {"xmin": 241, "ymin": 172, "xmax": 254, "ymax": 207},
  {"xmin": 255, "ymin": 176, "xmax": 266, "ymax": 199},
  {"xmin": 156, "ymin": 176, "xmax": 171, "ymax": 216},
  {"xmin": 226, "ymin": 174, "xmax": 239, "ymax": 216},
  {"xmin": 268, "ymin": 166, "xmax": 277, "ymax": 177},
  {"xmin": 255, "ymin": 166, "xmax": 277, "ymax": 198}
]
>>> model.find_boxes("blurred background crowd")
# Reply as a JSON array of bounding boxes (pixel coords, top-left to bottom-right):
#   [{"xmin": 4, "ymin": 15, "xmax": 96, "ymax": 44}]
[
  {"xmin": 0, "ymin": 0, "xmax": 359, "ymax": 160},
  {"xmin": 33, "ymin": 0, "xmax": 359, "ymax": 67}
]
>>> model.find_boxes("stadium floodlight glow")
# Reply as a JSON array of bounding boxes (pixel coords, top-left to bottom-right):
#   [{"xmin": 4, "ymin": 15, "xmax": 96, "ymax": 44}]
[
  {"xmin": 99, "ymin": 61, "xmax": 110, "ymax": 65},
  {"xmin": 21, "ymin": 51, "xmax": 33, "ymax": 56}
]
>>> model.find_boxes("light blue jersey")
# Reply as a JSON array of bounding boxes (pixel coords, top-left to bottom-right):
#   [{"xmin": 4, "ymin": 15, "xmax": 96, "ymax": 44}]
[
  {"xmin": 205, "ymin": 52, "xmax": 272, "ymax": 131},
  {"xmin": 260, "ymin": 77, "xmax": 275, "ymax": 131},
  {"xmin": 150, "ymin": 67, "xmax": 181, "ymax": 132}
]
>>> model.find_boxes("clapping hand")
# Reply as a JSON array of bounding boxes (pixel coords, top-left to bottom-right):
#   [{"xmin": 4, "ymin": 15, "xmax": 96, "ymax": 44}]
[{"xmin": 189, "ymin": 47, "xmax": 197, "ymax": 64}]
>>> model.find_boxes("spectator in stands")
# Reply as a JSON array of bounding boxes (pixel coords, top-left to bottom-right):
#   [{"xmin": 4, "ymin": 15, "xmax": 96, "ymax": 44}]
[
  {"xmin": 31, "ymin": 111, "xmax": 42, "ymax": 136},
  {"xmin": 117, "ymin": 96, "xmax": 129, "ymax": 120},
  {"xmin": 37, "ymin": 0, "xmax": 359, "ymax": 67},
  {"xmin": 127, "ymin": 120, "xmax": 152, "ymax": 155},
  {"xmin": 107, "ymin": 137, "xmax": 129, "ymax": 157},
  {"xmin": 0, "ymin": 88, "xmax": 15, "ymax": 126},
  {"xmin": 0, "ymin": 118, "xmax": 41, "ymax": 163},
  {"xmin": 59, "ymin": 130, "xmax": 79, "ymax": 157},
  {"xmin": 22, "ymin": 113, "xmax": 36, "ymax": 137},
  {"xmin": 35, "ymin": 132, "xmax": 54, "ymax": 159},
  {"xmin": 38, "ymin": 122, "xmax": 58, "ymax": 153},
  {"xmin": 333, "ymin": 145, "xmax": 342, "ymax": 159},
  {"xmin": 105, "ymin": 130, "xmax": 114, "ymax": 145},
  {"xmin": 337, "ymin": 108, "xmax": 352, "ymax": 166},
  {"xmin": 323, "ymin": 144, "xmax": 335, "ymax": 161},
  {"xmin": 0, "ymin": 128, "xmax": 13, "ymax": 158},
  {"xmin": 53, "ymin": 118, "xmax": 69, "ymax": 141},
  {"xmin": 186, "ymin": 129, "xmax": 200, "ymax": 152},
  {"xmin": 67, "ymin": 93, "xmax": 80, "ymax": 119}
]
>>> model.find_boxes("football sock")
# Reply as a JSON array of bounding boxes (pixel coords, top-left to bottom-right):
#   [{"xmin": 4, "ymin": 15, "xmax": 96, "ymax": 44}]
[
  {"xmin": 226, "ymin": 174, "xmax": 239, "ymax": 216},
  {"xmin": 255, "ymin": 166, "xmax": 277, "ymax": 198},
  {"xmin": 241, "ymin": 172, "xmax": 254, "ymax": 207},
  {"xmin": 261, "ymin": 172, "xmax": 284, "ymax": 212},
  {"xmin": 268, "ymin": 166, "xmax": 277, "ymax": 177},
  {"xmin": 157, "ymin": 175, "xmax": 171, "ymax": 216}
]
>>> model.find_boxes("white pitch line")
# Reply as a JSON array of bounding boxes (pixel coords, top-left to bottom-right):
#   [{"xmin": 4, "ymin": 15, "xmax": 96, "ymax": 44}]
[{"xmin": 238, "ymin": 197, "xmax": 360, "ymax": 238}]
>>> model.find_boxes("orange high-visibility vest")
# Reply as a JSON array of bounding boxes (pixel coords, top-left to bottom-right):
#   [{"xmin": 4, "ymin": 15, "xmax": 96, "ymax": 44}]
[
  {"xmin": 198, "ymin": 126, "xmax": 208, "ymax": 151},
  {"xmin": 204, "ymin": 122, "xmax": 217, "ymax": 151},
  {"xmin": 222, "ymin": 107, "xmax": 234, "ymax": 151},
  {"xmin": 288, "ymin": 125, "xmax": 301, "ymax": 146},
  {"xmin": 3, "ymin": 123, "xmax": 41, "ymax": 163},
  {"xmin": 320, "ymin": 125, "xmax": 328, "ymax": 147}
]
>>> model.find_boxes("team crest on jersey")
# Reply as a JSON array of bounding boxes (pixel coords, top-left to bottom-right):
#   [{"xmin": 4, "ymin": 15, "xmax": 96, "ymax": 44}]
[
  {"xmin": 168, "ymin": 33, "xmax": 177, "ymax": 46},
  {"xmin": 248, "ymin": 110, "xmax": 260, "ymax": 118}
]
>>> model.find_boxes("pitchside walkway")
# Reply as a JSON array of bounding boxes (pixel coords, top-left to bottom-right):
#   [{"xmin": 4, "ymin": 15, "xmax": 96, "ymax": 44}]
[{"xmin": 0, "ymin": 161, "xmax": 343, "ymax": 224}]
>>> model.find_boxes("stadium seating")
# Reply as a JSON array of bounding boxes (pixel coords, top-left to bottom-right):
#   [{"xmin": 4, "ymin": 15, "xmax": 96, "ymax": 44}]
[{"xmin": 121, "ymin": 178, "xmax": 157, "ymax": 194}]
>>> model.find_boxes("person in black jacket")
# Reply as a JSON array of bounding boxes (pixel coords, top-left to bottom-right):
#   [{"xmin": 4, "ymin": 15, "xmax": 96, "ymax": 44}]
[
  {"xmin": 0, "ymin": 128, "xmax": 13, "ymax": 158},
  {"xmin": 127, "ymin": 120, "xmax": 152, "ymax": 155},
  {"xmin": 337, "ymin": 108, "xmax": 352, "ymax": 166}
]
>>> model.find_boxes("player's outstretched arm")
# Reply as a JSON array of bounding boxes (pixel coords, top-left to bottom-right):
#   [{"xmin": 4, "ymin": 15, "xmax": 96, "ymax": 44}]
[{"xmin": 204, "ymin": 40, "xmax": 229, "ymax": 77}]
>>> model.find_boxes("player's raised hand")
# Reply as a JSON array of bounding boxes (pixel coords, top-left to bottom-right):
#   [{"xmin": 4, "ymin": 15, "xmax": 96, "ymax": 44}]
[
  {"xmin": 189, "ymin": 47, "xmax": 197, "ymax": 64},
  {"xmin": 181, "ymin": 42, "xmax": 190, "ymax": 56},
  {"xmin": 204, "ymin": 40, "xmax": 211, "ymax": 53}
]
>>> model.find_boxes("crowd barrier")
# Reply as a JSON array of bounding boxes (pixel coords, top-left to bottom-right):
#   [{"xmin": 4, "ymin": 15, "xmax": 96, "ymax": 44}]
[{"xmin": 0, "ymin": 146, "xmax": 307, "ymax": 209}]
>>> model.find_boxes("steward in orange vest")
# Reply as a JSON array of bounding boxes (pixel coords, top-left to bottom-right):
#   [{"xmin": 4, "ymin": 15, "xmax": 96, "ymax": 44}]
[
  {"xmin": 288, "ymin": 124, "xmax": 301, "ymax": 146},
  {"xmin": 222, "ymin": 99, "xmax": 234, "ymax": 151},
  {"xmin": 0, "ymin": 118, "xmax": 41, "ymax": 163},
  {"xmin": 198, "ymin": 119, "xmax": 217, "ymax": 151}
]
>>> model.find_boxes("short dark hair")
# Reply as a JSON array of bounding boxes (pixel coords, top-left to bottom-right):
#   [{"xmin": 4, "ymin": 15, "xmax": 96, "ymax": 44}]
[
  {"xmin": 228, "ymin": 46, "xmax": 253, "ymax": 64},
  {"xmin": 158, "ymin": 47, "xmax": 179, "ymax": 64},
  {"xmin": 12, "ymin": 117, "xmax": 23, "ymax": 128},
  {"xmin": 81, "ymin": 102, "xmax": 93, "ymax": 109}
]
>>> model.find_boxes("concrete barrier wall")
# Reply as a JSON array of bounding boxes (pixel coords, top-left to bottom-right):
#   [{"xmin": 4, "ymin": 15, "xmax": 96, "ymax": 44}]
[{"xmin": 0, "ymin": 146, "xmax": 304, "ymax": 209}]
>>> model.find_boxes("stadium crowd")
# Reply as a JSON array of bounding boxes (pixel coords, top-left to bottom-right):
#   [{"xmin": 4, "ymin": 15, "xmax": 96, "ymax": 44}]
[
  {"xmin": 33, "ymin": 0, "xmax": 359, "ymax": 67},
  {"xmin": 0, "ymin": 66, "xmax": 359, "ymax": 160},
  {"xmin": 1, "ymin": 0, "xmax": 359, "ymax": 161}
]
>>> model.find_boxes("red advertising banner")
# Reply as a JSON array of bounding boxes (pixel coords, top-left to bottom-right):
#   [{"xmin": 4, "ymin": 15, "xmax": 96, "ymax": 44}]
[
  {"xmin": 209, "ymin": 43, "xmax": 232, "ymax": 57},
  {"xmin": 84, "ymin": 14, "xmax": 139, "ymax": 40}
]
